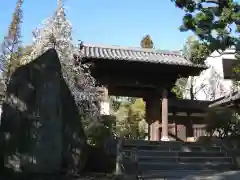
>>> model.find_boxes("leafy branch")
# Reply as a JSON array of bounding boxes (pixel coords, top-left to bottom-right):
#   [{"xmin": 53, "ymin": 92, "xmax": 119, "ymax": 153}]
[{"xmin": 171, "ymin": 0, "xmax": 239, "ymax": 54}]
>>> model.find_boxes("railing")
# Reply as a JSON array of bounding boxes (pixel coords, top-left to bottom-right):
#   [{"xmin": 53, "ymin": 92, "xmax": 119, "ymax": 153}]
[
  {"xmin": 115, "ymin": 138, "xmax": 145, "ymax": 180},
  {"xmin": 131, "ymin": 148, "xmax": 144, "ymax": 180},
  {"xmin": 115, "ymin": 138, "xmax": 124, "ymax": 176}
]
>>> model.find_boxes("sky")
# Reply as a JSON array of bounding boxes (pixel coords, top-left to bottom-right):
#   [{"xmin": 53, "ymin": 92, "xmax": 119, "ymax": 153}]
[{"xmin": 0, "ymin": 0, "xmax": 238, "ymax": 51}]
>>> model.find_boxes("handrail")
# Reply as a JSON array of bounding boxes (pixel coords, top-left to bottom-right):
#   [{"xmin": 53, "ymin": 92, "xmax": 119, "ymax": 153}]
[
  {"xmin": 115, "ymin": 139, "xmax": 145, "ymax": 179},
  {"xmin": 115, "ymin": 138, "xmax": 124, "ymax": 176},
  {"xmin": 130, "ymin": 147, "xmax": 144, "ymax": 180}
]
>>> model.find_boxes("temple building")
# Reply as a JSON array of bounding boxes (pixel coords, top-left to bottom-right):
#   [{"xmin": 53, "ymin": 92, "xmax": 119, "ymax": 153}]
[
  {"xmin": 209, "ymin": 47, "xmax": 240, "ymax": 108},
  {"xmin": 80, "ymin": 43, "xmax": 211, "ymax": 141}
]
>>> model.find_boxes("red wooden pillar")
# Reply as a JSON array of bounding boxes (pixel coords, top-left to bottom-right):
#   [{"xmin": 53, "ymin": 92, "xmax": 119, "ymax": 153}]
[{"xmin": 161, "ymin": 89, "xmax": 169, "ymax": 141}]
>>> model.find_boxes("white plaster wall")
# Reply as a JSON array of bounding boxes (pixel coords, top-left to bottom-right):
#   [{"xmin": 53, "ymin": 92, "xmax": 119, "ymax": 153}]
[
  {"xmin": 184, "ymin": 48, "xmax": 236, "ymax": 100},
  {"xmin": 100, "ymin": 101, "xmax": 110, "ymax": 115}
]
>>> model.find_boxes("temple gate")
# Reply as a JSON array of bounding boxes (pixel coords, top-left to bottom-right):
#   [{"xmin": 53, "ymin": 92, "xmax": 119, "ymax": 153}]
[{"xmin": 80, "ymin": 44, "xmax": 210, "ymax": 141}]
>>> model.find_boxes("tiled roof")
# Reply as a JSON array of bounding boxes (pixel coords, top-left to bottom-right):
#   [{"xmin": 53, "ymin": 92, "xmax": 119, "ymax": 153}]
[
  {"xmin": 82, "ymin": 44, "xmax": 206, "ymax": 68},
  {"xmin": 209, "ymin": 91, "xmax": 240, "ymax": 107}
]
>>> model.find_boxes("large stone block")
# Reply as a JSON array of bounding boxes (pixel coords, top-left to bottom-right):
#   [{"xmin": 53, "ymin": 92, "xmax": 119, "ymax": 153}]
[{"xmin": 0, "ymin": 49, "xmax": 87, "ymax": 175}]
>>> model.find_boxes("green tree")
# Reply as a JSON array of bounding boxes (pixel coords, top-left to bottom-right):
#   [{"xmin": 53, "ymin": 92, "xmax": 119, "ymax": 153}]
[
  {"xmin": 83, "ymin": 115, "xmax": 115, "ymax": 147},
  {"xmin": 128, "ymin": 98, "xmax": 147, "ymax": 139},
  {"xmin": 182, "ymin": 36, "xmax": 211, "ymax": 64},
  {"xmin": 172, "ymin": 0, "xmax": 239, "ymax": 86},
  {"xmin": 115, "ymin": 101, "xmax": 131, "ymax": 138},
  {"xmin": 171, "ymin": 77, "xmax": 187, "ymax": 99},
  {"xmin": 171, "ymin": 0, "xmax": 240, "ymax": 138},
  {"xmin": 172, "ymin": 36, "xmax": 209, "ymax": 99},
  {"xmin": 115, "ymin": 99, "xmax": 147, "ymax": 139},
  {"xmin": 0, "ymin": 0, "xmax": 23, "ymax": 86},
  {"xmin": 205, "ymin": 107, "xmax": 240, "ymax": 138},
  {"xmin": 109, "ymin": 96, "xmax": 124, "ymax": 115},
  {"xmin": 171, "ymin": 0, "xmax": 239, "ymax": 57}
]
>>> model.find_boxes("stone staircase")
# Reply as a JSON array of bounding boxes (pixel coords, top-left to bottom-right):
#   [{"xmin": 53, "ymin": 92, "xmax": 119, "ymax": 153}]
[{"xmin": 119, "ymin": 140, "xmax": 239, "ymax": 179}]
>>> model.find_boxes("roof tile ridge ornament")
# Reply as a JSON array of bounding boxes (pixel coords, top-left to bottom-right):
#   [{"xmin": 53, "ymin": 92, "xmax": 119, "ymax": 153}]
[{"xmin": 82, "ymin": 43, "xmax": 183, "ymax": 56}]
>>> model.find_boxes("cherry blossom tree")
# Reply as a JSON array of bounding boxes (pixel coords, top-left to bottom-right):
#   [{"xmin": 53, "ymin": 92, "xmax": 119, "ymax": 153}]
[{"xmin": 27, "ymin": 0, "xmax": 100, "ymax": 118}]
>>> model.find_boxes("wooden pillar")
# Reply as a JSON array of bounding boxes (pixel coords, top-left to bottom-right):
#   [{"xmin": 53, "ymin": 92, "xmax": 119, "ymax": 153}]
[
  {"xmin": 150, "ymin": 122, "xmax": 159, "ymax": 141},
  {"xmin": 145, "ymin": 99, "xmax": 151, "ymax": 140},
  {"xmin": 173, "ymin": 113, "xmax": 178, "ymax": 140},
  {"xmin": 186, "ymin": 114, "xmax": 194, "ymax": 138},
  {"xmin": 161, "ymin": 89, "xmax": 169, "ymax": 141},
  {"xmin": 145, "ymin": 97, "xmax": 161, "ymax": 141}
]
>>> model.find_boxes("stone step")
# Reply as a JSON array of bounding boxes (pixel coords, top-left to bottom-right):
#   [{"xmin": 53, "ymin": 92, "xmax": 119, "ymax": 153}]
[
  {"xmin": 123, "ymin": 139, "xmax": 223, "ymax": 147},
  {"xmin": 124, "ymin": 156, "xmax": 178, "ymax": 163},
  {"xmin": 123, "ymin": 145, "xmax": 181, "ymax": 151},
  {"xmin": 180, "ymin": 145, "xmax": 222, "ymax": 152},
  {"xmin": 123, "ymin": 150, "xmax": 178, "ymax": 157},
  {"xmin": 123, "ymin": 140, "xmax": 182, "ymax": 146},
  {"xmin": 135, "ymin": 162, "xmax": 235, "ymax": 171},
  {"xmin": 136, "ymin": 170, "xmax": 224, "ymax": 179},
  {"xmin": 122, "ymin": 157, "xmax": 235, "ymax": 174},
  {"xmin": 179, "ymin": 151, "xmax": 226, "ymax": 157},
  {"xmin": 123, "ymin": 144, "xmax": 222, "ymax": 152},
  {"xmin": 131, "ymin": 156, "xmax": 233, "ymax": 164},
  {"xmin": 179, "ymin": 156, "xmax": 233, "ymax": 163},
  {"xmin": 136, "ymin": 170, "xmax": 240, "ymax": 180},
  {"xmin": 123, "ymin": 150, "xmax": 226, "ymax": 157}
]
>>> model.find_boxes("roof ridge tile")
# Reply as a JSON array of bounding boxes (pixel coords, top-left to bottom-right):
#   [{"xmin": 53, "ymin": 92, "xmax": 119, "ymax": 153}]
[
  {"xmin": 83, "ymin": 43, "xmax": 182, "ymax": 56},
  {"xmin": 82, "ymin": 43, "xmax": 206, "ymax": 68}
]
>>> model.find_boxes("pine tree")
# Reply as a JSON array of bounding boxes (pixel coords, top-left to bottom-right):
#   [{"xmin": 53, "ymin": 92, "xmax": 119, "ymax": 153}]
[
  {"xmin": 0, "ymin": 0, "xmax": 23, "ymax": 87},
  {"xmin": 141, "ymin": 35, "xmax": 154, "ymax": 49},
  {"xmin": 171, "ymin": 0, "xmax": 240, "ymax": 97},
  {"xmin": 171, "ymin": 0, "xmax": 239, "ymax": 57},
  {"xmin": 28, "ymin": 0, "xmax": 99, "ymax": 117}
]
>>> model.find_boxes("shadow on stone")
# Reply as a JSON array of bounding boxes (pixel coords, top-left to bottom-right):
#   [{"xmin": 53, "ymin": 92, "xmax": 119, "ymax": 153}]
[{"xmin": 0, "ymin": 49, "xmax": 87, "ymax": 177}]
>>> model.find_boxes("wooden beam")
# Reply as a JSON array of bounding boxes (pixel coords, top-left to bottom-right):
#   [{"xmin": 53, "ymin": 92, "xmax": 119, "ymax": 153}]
[
  {"xmin": 168, "ymin": 99, "xmax": 211, "ymax": 111},
  {"xmin": 94, "ymin": 72, "xmax": 176, "ymax": 88},
  {"xmin": 109, "ymin": 87, "xmax": 210, "ymax": 112},
  {"xmin": 90, "ymin": 58, "xmax": 205, "ymax": 77},
  {"xmin": 168, "ymin": 112, "xmax": 207, "ymax": 117},
  {"xmin": 209, "ymin": 97, "xmax": 240, "ymax": 108},
  {"xmin": 108, "ymin": 86, "xmax": 160, "ymax": 98},
  {"xmin": 108, "ymin": 87, "xmax": 177, "ymax": 99},
  {"xmin": 168, "ymin": 116, "xmax": 205, "ymax": 122}
]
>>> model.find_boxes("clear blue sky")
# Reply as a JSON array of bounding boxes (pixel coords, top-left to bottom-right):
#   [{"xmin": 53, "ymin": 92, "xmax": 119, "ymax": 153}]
[{"xmin": 0, "ymin": 0, "xmax": 238, "ymax": 51}]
